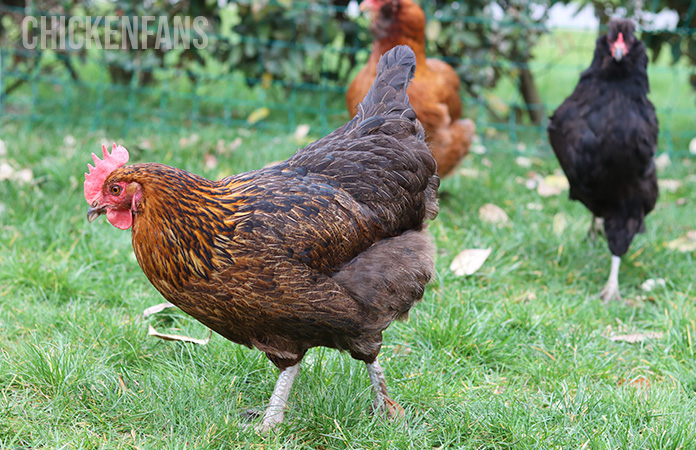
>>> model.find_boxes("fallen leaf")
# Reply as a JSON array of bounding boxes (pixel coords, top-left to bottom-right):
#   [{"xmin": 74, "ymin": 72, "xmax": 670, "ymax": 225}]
[
  {"xmin": 676, "ymin": 198, "xmax": 687, "ymax": 206},
  {"xmin": 516, "ymin": 291, "xmax": 536, "ymax": 302},
  {"xmin": 147, "ymin": 324, "xmax": 211, "ymax": 345},
  {"xmin": 179, "ymin": 133, "xmax": 200, "ymax": 148},
  {"xmin": 294, "ymin": 124, "xmax": 310, "ymax": 140},
  {"xmin": 142, "ymin": 302, "xmax": 176, "ymax": 318},
  {"xmin": 479, "ymin": 203, "xmax": 509, "ymax": 225},
  {"xmin": 640, "ymin": 278, "xmax": 666, "ymax": 292},
  {"xmin": 659, "ymin": 179, "xmax": 682, "ymax": 193},
  {"xmin": 553, "ymin": 212, "xmax": 568, "ymax": 236},
  {"xmin": 0, "ymin": 162, "xmax": 15, "ymax": 181},
  {"xmin": 618, "ymin": 375, "xmax": 650, "ymax": 389},
  {"xmin": 471, "ymin": 143, "xmax": 487, "ymax": 154},
  {"xmin": 655, "ymin": 153, "xmax": 671, "ymax": 170},
  {"xmin": 216, "ymin": 137, "xmax": 243, "ymax": 155},
  {"xmin": 485, "ymin": 93, "xmax": 510, "ymax": 117},
  {"xmin": 63, "ymin": 134, "xmax": 76, "ymax": 148},
  {"xmin": 515, "ymin": 156, "xmax": 532, "ymax": 168},
  {"xmin": 666, "ymin": 231, "xmax": 696, "ymax": 252},
  {"xmin": 392, "ymin": 344, "xmax": 412, "ymax": 355},
  {"xmin": 537, "ymin": 174, "xmax": 569, "ymax": 197},
  {"xmin": 14, "ymin": 168, "xmax": 33, "ymax": 185},
  {"xmin": 204, "ymin": 153, "xmax": 218, "ymax": 170},
  {"xmin": 138, "ymin": 139, "xmax": 153, "ymax": 150},
  {"xmin": 449, "ymin": 248, "xmax": 492, "ymax": 276},
  {"xmin": 458, "ymin": 167, "xmax": 481, "ymax": 178},
  {"xmin": 609, "ymin": 331, "xmax": 663, "ymax": 343},
  {"xmin": 247, "ymin": 107, "xmax": 270, "ymax": 124},
  {"xmin": 545, "ymin": 174, "xmax": 569, "ymax": 189},
  {"xmin": 261, "ymin": 72, "xmax": 274, "ymax": 90},
  {"xmin": 425, "ymin": 19, "xmax": 441, "ymax": 42}
]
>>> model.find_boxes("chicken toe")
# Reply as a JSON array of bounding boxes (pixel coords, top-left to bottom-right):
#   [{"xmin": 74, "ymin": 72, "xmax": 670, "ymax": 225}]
[
  {"xmin": 366, "ymin": 360, "xmax": 405, "ymax": 420},
  {"xmin": 599, "ymin": 255, "xmax": 622, "ymax": 302}
]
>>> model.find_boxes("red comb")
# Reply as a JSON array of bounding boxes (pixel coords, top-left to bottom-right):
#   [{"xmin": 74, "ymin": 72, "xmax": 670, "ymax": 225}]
[{"xmin": 84, "ymin": 143, "xmax": 129, "ymax": 204}]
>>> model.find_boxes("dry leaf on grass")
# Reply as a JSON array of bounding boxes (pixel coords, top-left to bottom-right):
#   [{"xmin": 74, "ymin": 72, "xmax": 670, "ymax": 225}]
[
  {"xmin": 552, "ymin": 212, "xmax": 569, "ymax": 236},
  {"xmin": 666, "ymin": 230, "xmax": 696, "ymax": 252},
  {"xmin": 458, "ymin": 167, "xmax": 482, "ymax": 178},
  {"xmin": 537, "ymin": 174, "xmax": 569, "ymax": 197},
  {"xmin": 450, "ymin": 248, "xmax": 492, "ymax": 276},
  {"xmin": 63, "ymin": 134, "xmax": 76, "ymax": 148},
  {"xmin": 392, "ymin": 344, "xmax": 412, "ymax": 355},
  {"xmin": 0, "ymin": 163, "xmax": 33, "ymax": 185},
  {"xmin": 515, "ymin": 156, "xmax": 533, "ymax": 168},
  {"xmin": 609, "ymin": 331, "xmax": 663, "ymax": 343},
  {"xmin": 658, "ymin": 179, "xmax": 682, "ymax": 193},
  {"xmin": 0, "ymin": 162, "xmax": 15, "ymax": 181},
  {"xmin": 204, "ymin": 153, "xmax": 218, "ymax": 170},
  {"xmin": 147, "ymin": 324, "xmax": 211, "ymax": 345},
  {"xmin": 247, "ymin": 107, "xmax": 270, "ymax": 124},
  {"xmin": 179, "ymin": 133, "xmax": 200, "ymax": 148},
  {"xmin": 294, "ymin": 124, "xmax": 310, "ymax": 140},
  {"xmin": 618, "ymin": 375, "xmax": 650, "ymax": 389},
  {"xmin": 655, "ymin": 153, "xmax": 671, "ymax": 170},
  {"xmin": 640, "ymin": 278, "xmax": 666, "ymax": 292},
  {"xmin": 143, "ymin": 302, "xmax": 210, "ymax": 345},
  {"xmin": 142, "ymin": 302, "xmax": 176, "ymax": 318},
  {"xmin": 479, "ymin": 203, "xmax": 509, "ymax": 225}
]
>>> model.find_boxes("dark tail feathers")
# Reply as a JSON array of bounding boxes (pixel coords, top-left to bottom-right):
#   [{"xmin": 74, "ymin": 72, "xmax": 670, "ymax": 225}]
[{"xmin": 356, "ymin": 45, "xmax": 416, "ymax": 121}]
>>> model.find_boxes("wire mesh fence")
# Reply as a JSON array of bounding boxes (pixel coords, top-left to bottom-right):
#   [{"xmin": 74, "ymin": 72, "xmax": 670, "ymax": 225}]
[{"xmin": 0, "ymin": 1, "xmax": 694, "ymax": 155}]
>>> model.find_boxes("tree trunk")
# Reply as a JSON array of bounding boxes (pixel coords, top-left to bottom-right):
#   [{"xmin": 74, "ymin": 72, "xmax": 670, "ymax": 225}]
[{"xmin": 518, "ymin": 64, "xmax": 543, "ymax": 125}]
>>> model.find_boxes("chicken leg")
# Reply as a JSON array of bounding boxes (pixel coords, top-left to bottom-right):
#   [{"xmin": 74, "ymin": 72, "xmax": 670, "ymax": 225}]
[
  {"xmin": 366, "ymin": 359, "xmax": 405, "ymax": 420},
  {"xmin": 599, "ymin": 254, "xmax": 622, "ymax": 302},
  {"xmin": 587, "ymin": 215, "xmax": 605, "ymax": 242},
  {"xmin": 255, "ymin": 362, "xmax": 301, "ymax": 433}
]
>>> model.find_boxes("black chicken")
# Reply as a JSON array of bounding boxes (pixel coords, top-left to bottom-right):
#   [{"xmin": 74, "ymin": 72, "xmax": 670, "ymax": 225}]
[{"xmin": 547, "ymin": 19, "xmax": 659, "ymax": 301}]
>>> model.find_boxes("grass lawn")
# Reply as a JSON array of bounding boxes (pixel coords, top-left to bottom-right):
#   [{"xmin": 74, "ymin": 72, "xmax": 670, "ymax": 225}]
[{"xmin": 1, "ymin": 120, "xmax": 696, "ymax": 449}]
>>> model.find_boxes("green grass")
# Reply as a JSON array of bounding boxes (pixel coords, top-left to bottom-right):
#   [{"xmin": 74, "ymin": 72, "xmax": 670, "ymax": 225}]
[{"xmin": 1, "ymin": 122, "xmax": 696, "ymax": 449}]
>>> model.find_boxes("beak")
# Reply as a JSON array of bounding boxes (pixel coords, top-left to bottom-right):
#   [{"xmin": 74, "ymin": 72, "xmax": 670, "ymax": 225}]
[
  {"xmin": 611, "ymin": 32, "xmax": 628, "ymax": 62},
  {"xmin": 87, "ymin": 203, "xmax": 106, "ymax": 222}
]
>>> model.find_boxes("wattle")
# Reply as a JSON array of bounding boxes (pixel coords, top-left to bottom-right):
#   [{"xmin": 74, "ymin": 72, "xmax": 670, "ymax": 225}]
[{"xmin": 107, "ymin": 209, "xmax": 133, "ymax": 230}]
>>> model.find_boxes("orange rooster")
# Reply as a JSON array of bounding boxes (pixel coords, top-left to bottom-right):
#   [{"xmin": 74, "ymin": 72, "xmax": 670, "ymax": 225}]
[
  {"xmin": 85, "ymin": 46, "xmax": 438, "ymax": 432},
  {"xmin": 346, "ymin": 0, "xmax": 476, "ymax": 177}
]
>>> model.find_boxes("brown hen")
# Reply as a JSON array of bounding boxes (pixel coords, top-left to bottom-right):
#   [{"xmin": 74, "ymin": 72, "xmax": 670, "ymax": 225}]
[
  {"xmin": 84, "ymin": 46, "xmax": 438, "ymax": 432},
  {"xmin": 346, "ymin": 0, "xmax": 476, "ymax": 177}
]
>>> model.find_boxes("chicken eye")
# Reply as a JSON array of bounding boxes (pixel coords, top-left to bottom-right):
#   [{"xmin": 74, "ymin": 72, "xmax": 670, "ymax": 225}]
[{"xmin": 110, "ymin": 185, "xmax": 121, "ymax": 195}]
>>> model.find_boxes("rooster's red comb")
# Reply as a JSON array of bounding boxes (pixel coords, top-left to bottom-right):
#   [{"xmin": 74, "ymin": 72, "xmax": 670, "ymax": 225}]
[{"xmin": 84, "ymin": 143, "xmax": 129, "ymax": 204}]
